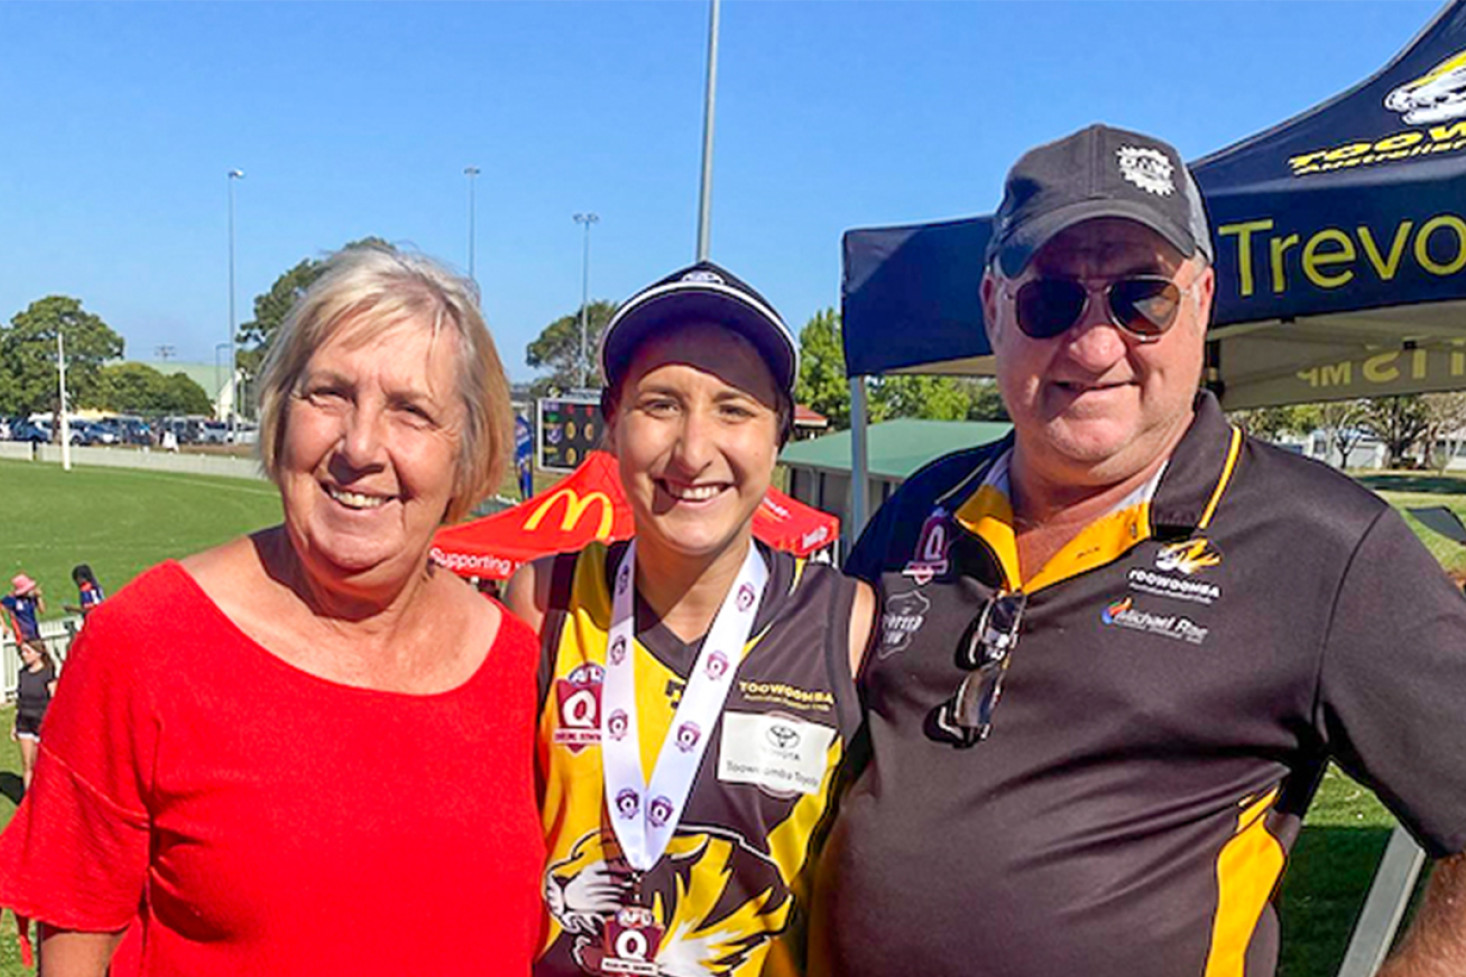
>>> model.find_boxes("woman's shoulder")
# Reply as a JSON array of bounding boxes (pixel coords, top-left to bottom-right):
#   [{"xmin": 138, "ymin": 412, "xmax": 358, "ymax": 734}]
[{"xmin": 84, "ymin": 560, "xmax": 205, "ymax": 632}]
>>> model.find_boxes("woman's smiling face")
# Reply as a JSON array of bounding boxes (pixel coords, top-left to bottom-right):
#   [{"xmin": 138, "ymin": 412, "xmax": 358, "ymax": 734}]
[
  {"xmin": 608, "ymin": 323, "xmax": 781, "ymax": 566},
  {"xmin": 279, "ymin": 317, "xmax": 466, "ymax": 596}
]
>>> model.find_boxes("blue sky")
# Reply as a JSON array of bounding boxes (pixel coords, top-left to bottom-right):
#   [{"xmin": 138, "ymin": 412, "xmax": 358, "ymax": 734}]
[{"xmin": 0, "ymin": 0, "xmax": 1444, "ymax": 381}]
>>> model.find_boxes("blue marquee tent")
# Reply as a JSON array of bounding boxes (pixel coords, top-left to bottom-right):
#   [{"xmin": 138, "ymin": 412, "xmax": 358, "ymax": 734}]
[{"xmin": 843, "ymin": 0, "xmax": 1466, "ymax": 412}]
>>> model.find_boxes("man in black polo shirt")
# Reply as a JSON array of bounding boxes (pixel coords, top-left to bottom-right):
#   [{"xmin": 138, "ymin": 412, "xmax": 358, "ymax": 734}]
[{"xmin": 810, "ymin": 124, "xmax": 1466, "ymax": 977}]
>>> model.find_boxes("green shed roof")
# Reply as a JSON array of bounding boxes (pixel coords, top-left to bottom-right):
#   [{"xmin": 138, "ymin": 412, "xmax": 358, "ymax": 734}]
[
  {"xmin": 779, "ymin": 418, "xmax": 1011, "ymax": 480},
  {"xmin": 129, "ymin": 361, "xmax": 227, "ymax": 398}
]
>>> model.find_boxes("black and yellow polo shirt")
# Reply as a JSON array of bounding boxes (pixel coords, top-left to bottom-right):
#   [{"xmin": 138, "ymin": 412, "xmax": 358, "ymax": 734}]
[
  {"xmin": 810, "ymin": 392, "xmax": 1466, "ymax": 977},
  {"xmin": 535, "ymin": 540, "xmax": 862, "ymax": 977}
]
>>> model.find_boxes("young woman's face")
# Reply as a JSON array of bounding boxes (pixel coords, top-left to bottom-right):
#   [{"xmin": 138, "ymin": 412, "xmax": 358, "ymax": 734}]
[
  {"xmin": 19, "ymin": 644, "xmax": 39, "ymax": 667},
  {"xmin": 608, "ymin": 323, "xmax": 782, "ymax": 565}
]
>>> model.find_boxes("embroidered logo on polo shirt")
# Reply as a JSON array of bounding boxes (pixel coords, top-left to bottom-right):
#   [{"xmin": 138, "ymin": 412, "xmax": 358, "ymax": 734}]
[
  {"xmin": 881, "ymin": 589, "xmax": 931, "ymax": 658},
  {"xmin": 1102, "ymin": 596, "xmax": 1209, "ymax": 645},
  {"xmin": 1128, "ymin": 538, "xmax": 1223, "ymax": 606},
  {"xmin": 1156, "ymin": 538, "xmax": 1222, "ymax": 574},
  {"xmin": 902, "ymin": 509, "xmax": 951, "ymax": 585}
]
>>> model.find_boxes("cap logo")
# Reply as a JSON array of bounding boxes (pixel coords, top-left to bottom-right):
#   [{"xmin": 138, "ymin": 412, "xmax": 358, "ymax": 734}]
[
  {"xmin": 1116, "ymin": 146, "xmax": 1175, "ymax": 196},
  {"xmin": 681, "ymin": 269, "xmax": 724, "ymax": 284}
]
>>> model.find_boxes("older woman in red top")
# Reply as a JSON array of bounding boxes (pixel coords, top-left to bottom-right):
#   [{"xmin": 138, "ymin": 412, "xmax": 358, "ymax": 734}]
[{"xmin": 0, "ymin": 247, "xmax": 544, "ymax": 975}]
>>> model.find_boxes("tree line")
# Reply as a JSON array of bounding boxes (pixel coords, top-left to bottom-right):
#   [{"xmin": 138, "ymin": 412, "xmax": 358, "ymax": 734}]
[
  {"xmin": 0, "ymin": 296, "xmax": 211, "ymax": 418},
  {"xmin": 1230, "ymin": 393, "xmax": 1466, "ymax": 471},
  {"xmin": 230, "ymin": 244, "xmax": 1466, "ymax": 473}
]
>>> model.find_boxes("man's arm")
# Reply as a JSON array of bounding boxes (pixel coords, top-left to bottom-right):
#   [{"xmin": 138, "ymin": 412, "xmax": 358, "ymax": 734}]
[{"xmin": 1377, "ymin": 853, "xmax": 1466, "ymax": 977}]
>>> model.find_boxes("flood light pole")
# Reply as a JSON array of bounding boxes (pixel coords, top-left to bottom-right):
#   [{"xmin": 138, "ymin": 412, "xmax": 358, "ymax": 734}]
[
  {"xmin": 227, "ymin": 168, "xmax": 245, "ymax": 438},
  {"xmin": 573, "ymin": 212, "xmax": 600, "ymax": 388},
  {"xmin": 465, "ymin": 166, "xmax": 481, "ymax": 282}
]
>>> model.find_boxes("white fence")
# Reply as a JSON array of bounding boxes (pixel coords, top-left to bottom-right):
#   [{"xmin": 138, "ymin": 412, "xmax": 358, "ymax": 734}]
[
  {"xmin": 0, "ymin": 441, "xmax": 265, "ymax": 481},
  {"xmin": 1, "ymin": 616, "xmax": 80, "ymax": 700}
]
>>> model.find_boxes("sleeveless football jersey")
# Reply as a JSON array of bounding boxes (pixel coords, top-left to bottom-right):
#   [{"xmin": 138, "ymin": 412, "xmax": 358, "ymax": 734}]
[{"xmin": 535, "ymin": 540, "xmax": 861, "ymax": 977}]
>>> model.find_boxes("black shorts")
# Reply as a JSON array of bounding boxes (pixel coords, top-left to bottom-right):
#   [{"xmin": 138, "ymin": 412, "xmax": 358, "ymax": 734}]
[{"xmin": 15, "ymin": 713, "xmax": 42, "ymax": 739}]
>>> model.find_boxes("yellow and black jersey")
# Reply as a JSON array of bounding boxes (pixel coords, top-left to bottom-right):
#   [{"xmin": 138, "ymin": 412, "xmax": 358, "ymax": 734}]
[
  {"xmin": 811, "ymin": 391, "xmax": 1466, "ymax": 977},
  {"xmin": 535, "ymin": 540, "xmax": 861, "ymax": 977}
]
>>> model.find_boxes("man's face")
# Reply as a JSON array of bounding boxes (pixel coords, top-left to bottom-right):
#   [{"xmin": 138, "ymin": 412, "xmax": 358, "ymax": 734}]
[{"xmin": 981, "ymin": 218, "xmax": 1215, "ymax": 488}]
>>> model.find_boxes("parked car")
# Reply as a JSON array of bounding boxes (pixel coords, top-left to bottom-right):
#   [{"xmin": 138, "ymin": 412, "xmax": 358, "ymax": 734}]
[
  {"xmin": 68, "ymin": 421, "xmax": 117, "ymax": 445},
  {"xmin": 199, "ymin": 421, "xmax": 230, "ymax": 444},
  {"xmin": 5, "ymin": 418, "xmax": 46, "ymax": 443}
]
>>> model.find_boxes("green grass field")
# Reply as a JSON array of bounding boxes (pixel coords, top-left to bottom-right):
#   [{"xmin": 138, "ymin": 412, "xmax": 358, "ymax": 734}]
[
  {"xmin": 0, "ymin": 459, "xmax": 283, "ymax": 620},
  {"xmin": 0, "ymin": 457, "xmax": 1454, "ymax": 975}
]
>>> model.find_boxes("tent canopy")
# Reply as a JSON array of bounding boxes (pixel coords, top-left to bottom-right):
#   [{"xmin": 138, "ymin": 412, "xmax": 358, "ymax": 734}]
[
  {"xmin": 842, "ymin": 0, "xmax": 1466, "ymax": 409},
  {"xmin": 431, "ymin": 450, "xmax": 840, "ymax": 581}
]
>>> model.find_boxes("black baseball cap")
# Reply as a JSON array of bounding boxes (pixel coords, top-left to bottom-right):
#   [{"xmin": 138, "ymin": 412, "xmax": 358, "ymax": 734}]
[
  {"xmin": 986, "ymin": 123, "xmax": 1213, "ymax": 277},
  {"xmin": 600, "ymin": 260, "xmax": 798, "ymax": 395}
]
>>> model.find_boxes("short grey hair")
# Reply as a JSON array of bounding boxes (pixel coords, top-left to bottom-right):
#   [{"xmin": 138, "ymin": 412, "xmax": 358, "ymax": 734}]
[{"xmin": 256, "ymin": 245, "xmax": 512, "ymax": 524}]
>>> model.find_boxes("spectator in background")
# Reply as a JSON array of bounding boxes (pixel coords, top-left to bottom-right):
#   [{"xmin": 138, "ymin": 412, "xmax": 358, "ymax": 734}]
[
  {"xmin": 2, "ymin": 575, "xmax": 44, "ymax": 645},
  {"xmin": 11, "ymin": 640, "xmax": 57, "ymax": 792},
  {"xmin": 62, "ymin": 564, "xmax": 106, "ymax": 618}
]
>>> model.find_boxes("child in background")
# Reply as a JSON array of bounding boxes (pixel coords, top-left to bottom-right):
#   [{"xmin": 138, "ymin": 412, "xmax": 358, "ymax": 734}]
[
  {"xmin": 63, "ymin": 564, "xmax": 106, "ymax": 618},
  {"xmin": 12, "ymin": 640, "xmax": 57, "ymax": 792},
  {"xmin": 1, "ymin": 575, "xmax": 44, "ymax": 645}
]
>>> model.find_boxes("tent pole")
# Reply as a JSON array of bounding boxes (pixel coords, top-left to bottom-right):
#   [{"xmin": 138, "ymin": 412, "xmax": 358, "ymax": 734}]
[{"xmin": 849, "ymin": 375, "xmax": 871, "ymax": 551}]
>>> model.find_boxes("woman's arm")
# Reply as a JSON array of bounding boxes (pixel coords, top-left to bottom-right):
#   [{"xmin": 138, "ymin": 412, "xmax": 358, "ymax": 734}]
[
  {"xmin": 38, "ymin": 927, "xmax": 123, "ymax": 977},
  {"xmin": 847, "ymin": 580, "xmax": 878, "ymax": 677},
  {"xmin": 503, "ymin": 558, "xmax": 555, "ymax": 635}
]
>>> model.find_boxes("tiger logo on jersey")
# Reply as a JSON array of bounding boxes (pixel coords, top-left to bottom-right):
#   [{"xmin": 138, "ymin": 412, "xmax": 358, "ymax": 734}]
[
  {"xmin": 1155, "ymin": 538, "xmax": 1222, "ymax": 575},
  {"xmin": 542, "ymin": 827, "xmax": 792, "ymax": 976}
]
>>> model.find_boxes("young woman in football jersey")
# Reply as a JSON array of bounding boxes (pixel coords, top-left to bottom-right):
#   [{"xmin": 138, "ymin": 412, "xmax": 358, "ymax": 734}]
[{"xmin": 508, "ymin": 261, "xmax": 876, "ymax": 977}]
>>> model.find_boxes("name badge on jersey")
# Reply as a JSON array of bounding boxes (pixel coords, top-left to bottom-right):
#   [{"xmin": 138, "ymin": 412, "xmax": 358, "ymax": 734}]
[{"xmin": 718, "ymin": 713, "xmax": 835, "ymax": 796}]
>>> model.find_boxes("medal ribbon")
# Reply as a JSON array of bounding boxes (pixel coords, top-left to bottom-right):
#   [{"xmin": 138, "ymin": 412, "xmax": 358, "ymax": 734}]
[{"xmin": 600, "ymin": 539, "xmax": 768, "ymax": 872}]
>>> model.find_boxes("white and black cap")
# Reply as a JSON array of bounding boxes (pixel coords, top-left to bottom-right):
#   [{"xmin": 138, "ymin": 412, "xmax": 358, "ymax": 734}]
[
  {"xmin": 600, "ymin": 260, "xmax": 799, "ymax": 395},
  {"xmin": 986, "ymin": 123, "xmax": 1213, "ymax": 277}
]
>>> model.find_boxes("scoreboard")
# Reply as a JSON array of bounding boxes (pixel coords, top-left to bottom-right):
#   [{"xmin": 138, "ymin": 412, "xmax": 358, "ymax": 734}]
[{"xmin": 537, "ymin": 396, "xmax": 603, "ymax": 472}]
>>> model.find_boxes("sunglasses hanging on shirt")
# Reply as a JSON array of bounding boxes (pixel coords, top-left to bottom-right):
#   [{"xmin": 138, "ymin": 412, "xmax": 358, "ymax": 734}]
[{"xmin": 932, "ymin": 591, "xmax": 1027, "ymax": 749}]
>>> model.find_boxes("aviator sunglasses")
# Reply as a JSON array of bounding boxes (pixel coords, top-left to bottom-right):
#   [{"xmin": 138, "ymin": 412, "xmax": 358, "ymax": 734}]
[
  {"xmin": 936, "ymin": 591, "xmax": 1027, "ymax": 748},
  {"xmin": 1005, "ymin": 274, "xmax": 1194, "ymax": 343}
]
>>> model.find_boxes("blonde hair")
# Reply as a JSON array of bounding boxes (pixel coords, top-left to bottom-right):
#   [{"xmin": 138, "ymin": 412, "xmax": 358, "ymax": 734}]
[{"xmin": 256, "ymin": 245, "xmax": 512, "ymax": 524}]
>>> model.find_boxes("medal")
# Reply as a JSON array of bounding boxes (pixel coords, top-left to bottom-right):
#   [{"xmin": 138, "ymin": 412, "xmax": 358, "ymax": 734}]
[{"xmin": 600, "ymin": 539, "xmax": 768, "ymax": 873}]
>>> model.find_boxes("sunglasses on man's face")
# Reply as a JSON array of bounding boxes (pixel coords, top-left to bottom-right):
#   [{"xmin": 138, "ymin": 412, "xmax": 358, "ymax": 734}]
[
  {"xmin": 935, "ymin": 591, "xmax": 1027, "ymax": 748},
  {"xmin": 1006, "ymin": 274, "xmax": 1192, "ymax": 342}
]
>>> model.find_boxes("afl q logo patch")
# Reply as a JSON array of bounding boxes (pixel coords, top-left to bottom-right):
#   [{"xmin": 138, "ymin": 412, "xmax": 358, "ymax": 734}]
[
  {"xmin": 675, "ymin": 721, "xmax": 701, "ymax": 752},
  {"xmin": 608, "ymin": 635, "xmax": 628, "ymax": 666},
  {"xmin": 736, "ymin": 582, "xmax": 756, "ymax": 611},
  {"xmin": 607, "ymin": 709, "xmax": 629, "ymax": 741},
  {"xmin": 706, "ymin": 650, "xmax": 730, "ymax": 681},
  {"xmin": 615, "ymin": 788, "xmax": 640, "ymax": 819},
  {"xmin": 766, "ymin": 723, "xmax": 800, "ymax": 751},
  {"xmin": 552, "ymin": 663, "xmax": 604, "ymax": 753},
  {"xmin": 648, "ymin": 795, "xmax": 674, "ymax": 828}
]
